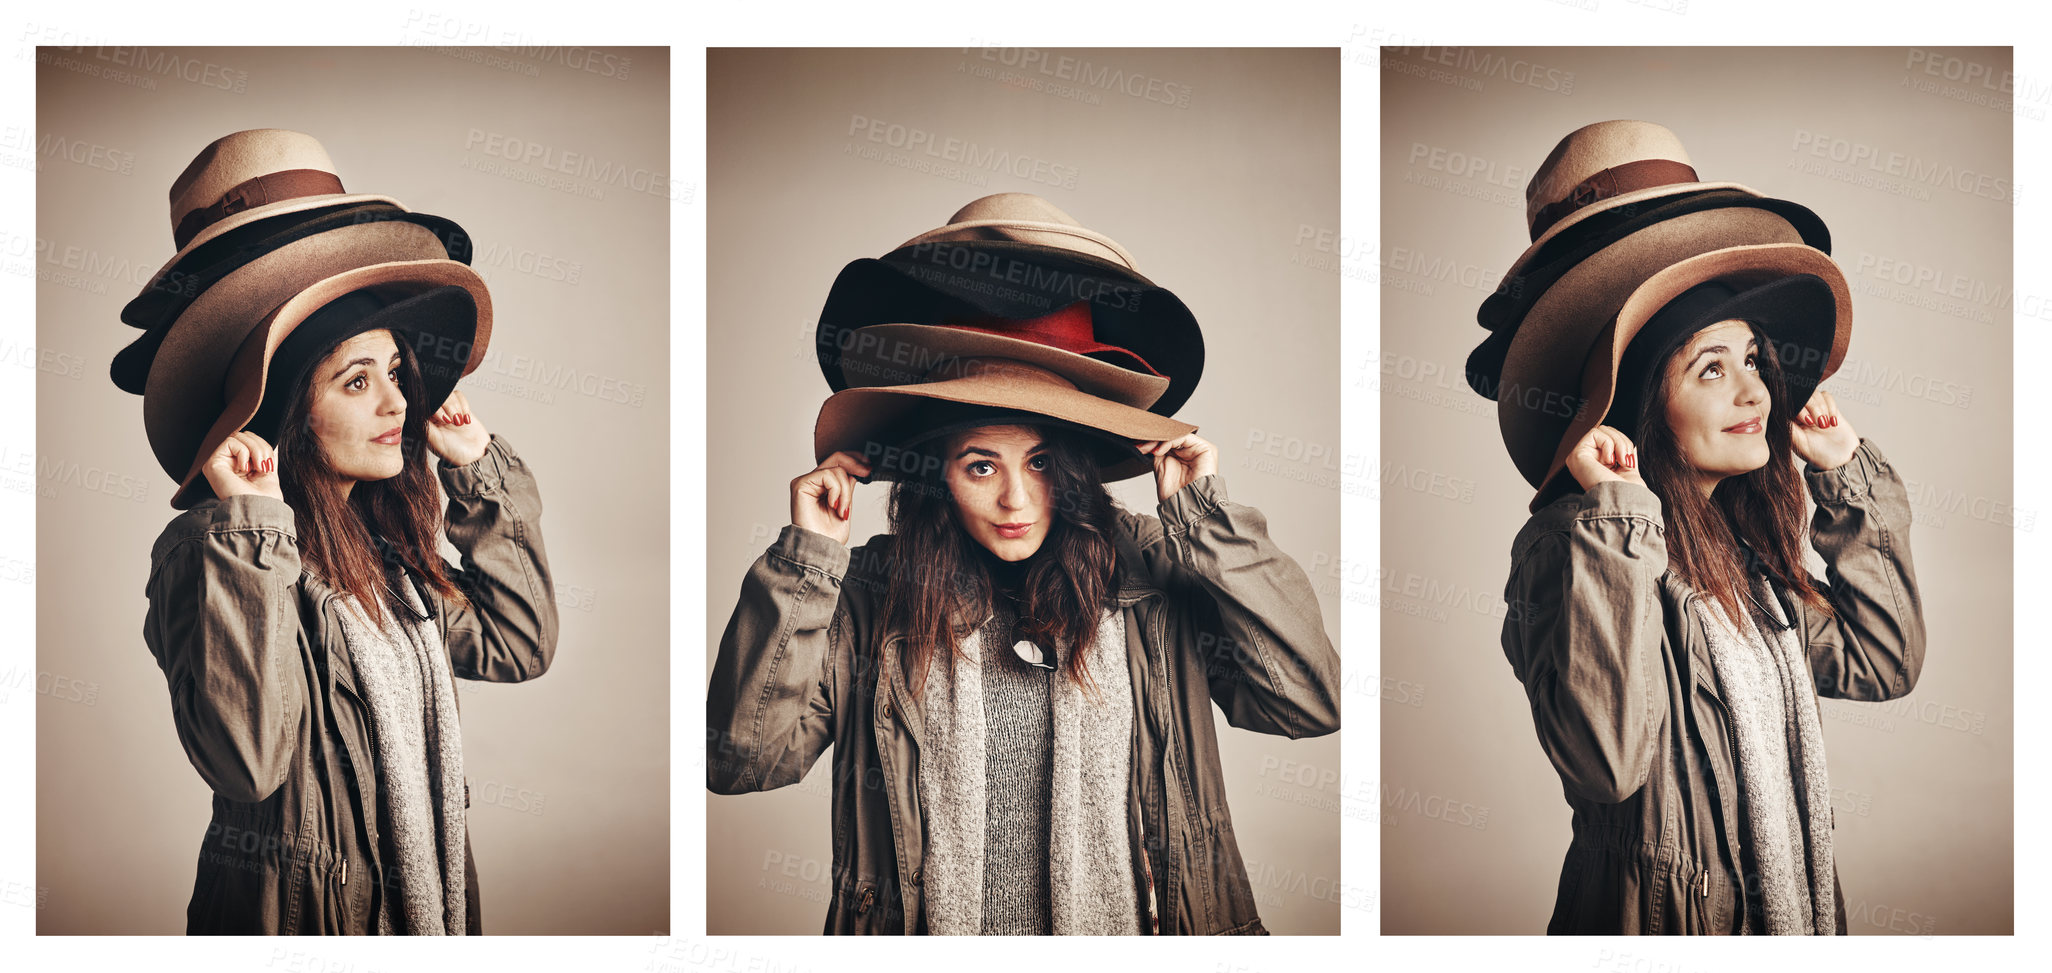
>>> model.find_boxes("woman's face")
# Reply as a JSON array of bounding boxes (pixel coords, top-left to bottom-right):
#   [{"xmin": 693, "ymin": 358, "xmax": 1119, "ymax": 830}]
[
  {"xmin": 1660, "ymin": 318, "xmax": 1772, "ymax": 493},
  {"xmin": 942, "ymin": 424, "xmax": 1053, "ymax": 561},
  {"xmin": 306, "ymin": 329, "xmax": 408, "ymax": 487}
]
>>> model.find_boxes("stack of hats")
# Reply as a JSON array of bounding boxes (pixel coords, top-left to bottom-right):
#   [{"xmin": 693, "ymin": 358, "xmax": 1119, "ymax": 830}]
[
  {"xmin": 1463, "ymin": 120, "xmax": 1854, "ymax": 511},
  {"xmin": 111, "ymin": 129, "xmax": 494, "ymax": 509},
  {"xmin": 811, "ymin": 193, "xmax": 1203, "ymax": 483}
]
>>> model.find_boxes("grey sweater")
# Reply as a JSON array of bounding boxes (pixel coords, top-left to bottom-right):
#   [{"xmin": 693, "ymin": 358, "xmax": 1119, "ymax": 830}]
[{"xmin": 978, "ymin": 593, "xmax": 1055, "ymax": 934}]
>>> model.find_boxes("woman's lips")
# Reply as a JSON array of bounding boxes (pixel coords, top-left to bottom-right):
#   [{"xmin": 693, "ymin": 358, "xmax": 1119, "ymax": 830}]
[
  {"xmin": 995, "ymin": 523, "xmax": 1033, "ymax": 539},
  {"xmin": 373, "ymin": 427, "xmax": 403, "ymax": 445},
  {"xmin": 1723, "ymin": 417, "xmax": 1762, "ymax": 434}
]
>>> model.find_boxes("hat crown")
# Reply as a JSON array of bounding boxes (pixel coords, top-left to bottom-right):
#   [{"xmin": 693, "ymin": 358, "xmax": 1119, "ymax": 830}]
[
  {"xmin": 944, "ymin": 192, "xmax": 1083, "ymax": 228},
  {"xmin": 900, "ymin": 192, "xmax": 1137, "ymax": 269},
  {"xmin": 171, "ymin": 130, "xmax": 340, "ymax": 215},
  {"xmin": 1526, "ymin": 121, "xmax": 1697, "ymax": 227}
]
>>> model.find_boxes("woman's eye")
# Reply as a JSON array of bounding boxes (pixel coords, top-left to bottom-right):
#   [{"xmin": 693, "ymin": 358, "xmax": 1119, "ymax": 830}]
[
  {"xmin": 1027, "ymin": 456, "xmax": 1048, "ymax": 471},
  {"xmin": 347, "ymin": 373, "xmax": 367, "ymax": 391},
  {"xmin": 1744, "ymin": 355, "xmax": 1758, "ymax": 371},
  {"xmin": 389, "ymin": 367, "xmax": 401, "ymax": 382},
  {"xmin": 1701, "ymin": 362, "xmax": 1722, "ymax": 379},
  {"xmin": 967, "ymin": 461, "xmax": 994, "ymax": 477}
]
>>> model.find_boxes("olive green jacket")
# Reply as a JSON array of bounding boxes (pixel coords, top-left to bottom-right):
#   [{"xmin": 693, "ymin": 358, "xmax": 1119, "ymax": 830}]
[
  {"xmin": 142, "ymin": 433, "xmax": 557, "ymax": 934},
  {"xmin": 707, "ymin": 473, "xmax": 1342, "ymax": 934},
  {"xmin": 1500, "ymin": 437, "xmax": 1925, "ymax": 934}
]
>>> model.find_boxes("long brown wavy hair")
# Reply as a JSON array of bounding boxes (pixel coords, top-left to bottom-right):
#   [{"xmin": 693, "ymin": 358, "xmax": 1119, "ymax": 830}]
[
  {"xmin": 1633, "ymin": 321, "xmax": 1832, "ymax": 628},
  {"xmin": 274, "ymin": 328, "xmax": 470, "ymax": 629},
  {"xmin": 880, "ymin": 424, "xmax": 1123, "ymax": 701}
]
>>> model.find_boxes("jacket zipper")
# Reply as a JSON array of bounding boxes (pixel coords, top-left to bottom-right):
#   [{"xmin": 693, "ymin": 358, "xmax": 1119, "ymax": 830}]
[{"xmin": 1685, "ymin": 590, "xmax": 1742, "ymax": 922}]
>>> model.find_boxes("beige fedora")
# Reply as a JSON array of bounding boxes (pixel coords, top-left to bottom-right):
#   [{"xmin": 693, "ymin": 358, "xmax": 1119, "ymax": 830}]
[
  {"xmin": 814, "ymin": 357, "xmax": 1195, "ymax": 484},
  {"xmin": 1496, "ymin": 120, "xmax": 1759, "ymax": 292},
  {"xmin": 1529, "ymin": 244, "xmax": 1851, "ymax": 508},
  {"xmin": 128, "ymin": 129, "xmax": 444, "ymax": 309},
  {"xmin": 1495, "ymin": 206, "xmax": 1815, "ymax": 490},
  {"xmin": 141, "ymin": 219, "xmax": 490, "ymax": 508}
]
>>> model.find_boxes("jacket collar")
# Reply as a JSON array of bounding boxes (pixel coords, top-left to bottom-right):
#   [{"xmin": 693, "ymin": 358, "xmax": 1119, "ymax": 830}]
[{"xmin": 295, "ymin": 559, "xmax": 437, "ymax": 624}]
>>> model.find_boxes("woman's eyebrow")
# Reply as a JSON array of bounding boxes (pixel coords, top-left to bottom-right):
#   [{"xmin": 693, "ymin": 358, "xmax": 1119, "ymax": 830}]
[
  {"xmin": 328, "ymin": 351, "xmax": 404, "ymax": 381},
  {"xmin": 953, "ymin": 443, "xmax": 1050, "ymax": 460},
  {"xmin": 1684, "ymin": 337, "xmax": 1758, "ymax": 371}
]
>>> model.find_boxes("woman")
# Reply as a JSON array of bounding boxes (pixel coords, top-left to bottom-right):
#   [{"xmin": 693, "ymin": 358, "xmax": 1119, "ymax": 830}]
[
  {"xmin": 1498, "ymin": 257, "xmax": 1925, "ymax": 934},
  {"xmin": 711, "ymin": 403, "xmax": 1339, "ymax": 935},
  {"xmin": 140, "ymin": 300, "xmax": 557, "ymax": 934}
]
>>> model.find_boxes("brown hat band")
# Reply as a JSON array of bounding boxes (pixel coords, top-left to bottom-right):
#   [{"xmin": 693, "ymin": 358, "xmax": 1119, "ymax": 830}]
[
  {"xmin": 1528, "ymin": 159, "xmax": 1699, "ymax": 242},
  {"xmin": 174, "ymin": 168, "xmax": 346, "ymax": 249}
]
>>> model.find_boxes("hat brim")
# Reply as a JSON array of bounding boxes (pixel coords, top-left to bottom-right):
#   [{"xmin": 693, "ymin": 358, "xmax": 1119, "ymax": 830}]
[
  {"xmin": 168, "ymin": 261, "xmax": 491, "ymax": 509},
  {"xmin": 1531, "ymin": 247, "xmax": 1849, "ymax": 509},
  {"xmin": 1494, "ymin": 206, "xmax": 1815, "ymax": 489},
  {"xmin": 814, "ymin": 370, "xmax": 1194, "ymax": 485},
  {"xmin": 834, "ymin": 323, "xmax": 1169, "ymax": 409},
  {"xmin": 1477, "ymin": 189, "xmax": 1830, "ymax": 339},
  {"xmin": 898, "ymin": 217, "xmax": 1137, "ymax": 268},
  {"xmin": 139, "ymin": 219, "xmax": 488, "ymax": 502},
  {"xmin": 114, "ymin": 203, "xmax": 473, "ymax": 395},
  {"xmin": 817, "ymin": 240, "xmax": 1204, "ymax": 417},
  {"xmin": 1509, "ymin": 180, "xmax": 1757, "ymax": 279},
  {"xmin": 143, "ymin": 192, "xmax": 401, "ymax": 290},
  {"xmin": 123, "ymin": 200, "xmax": 471, "ymax": 334}
]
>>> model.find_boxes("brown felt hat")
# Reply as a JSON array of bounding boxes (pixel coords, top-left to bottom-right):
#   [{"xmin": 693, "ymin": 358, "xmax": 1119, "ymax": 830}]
[
  {"xmin": 1527, "ymin": 244, "xmax": 1851, "ymax": 510},
  {"xmin": 1495, "ymin": 206, "xmax": 1819, "ymax": 492},
  {"xmin": 814, "ymin": 357, "xmax": 1194, "ymax": 484}
]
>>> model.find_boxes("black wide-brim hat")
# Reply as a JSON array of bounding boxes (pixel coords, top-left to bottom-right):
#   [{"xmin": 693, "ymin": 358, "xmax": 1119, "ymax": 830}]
[
  {"xmin": 1466, "ymin": 188, "xmax": 1829, "ymax": 401},
  {"xmin": 816, "ymin": 239, "xmax": 1205, "ymax": 418}
]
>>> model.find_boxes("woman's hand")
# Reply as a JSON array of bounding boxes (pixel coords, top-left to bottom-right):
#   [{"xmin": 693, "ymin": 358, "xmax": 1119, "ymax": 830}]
[
  {"xmin": 1564, "ymin": 424, "xmax": 1644, "ymax": 490},
  {"xmin": 791, "ymin": 451, "xmax": 873, "ymax": 546},
  {"xmin": 1137, "ymin": 433, "xmax": 1218, "ymax": 503},
  {"xmin": 426, "ymin": 389, "xmax": 490, "ymax": 467},
  {"xmin": 202, "ymin": 430, "xmax": 284, "ymax": 502},
  {"xmin": 1791, "ymin": 388, "xmax": 1859, "ymax": 470}
]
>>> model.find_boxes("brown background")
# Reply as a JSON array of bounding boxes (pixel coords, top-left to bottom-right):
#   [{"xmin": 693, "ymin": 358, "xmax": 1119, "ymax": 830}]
[
  {"xmin": 34, "ymin": 45, "xmax": 670, "ymax": 934},
  {"xmin": 1380, "ymin": 46, "xmax": 2013, "ymax": 934},
  {"xmin": 705, "ymin": 48, "xmax": 1345, "ymax": 934}
]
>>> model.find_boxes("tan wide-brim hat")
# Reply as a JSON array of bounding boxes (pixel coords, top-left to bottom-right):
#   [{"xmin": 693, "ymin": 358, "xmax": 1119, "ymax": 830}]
[
  {"xmin": 1495, "ymin": 120, "xmax": 1758, "ymax": 293},
  {"xmin": 1495, "ymin": 205, "xmax": 1815, "ymax": 490},
  {"xmin": 143, "ymin": 219, "xmax": 491, "ymax": 508},
  {"xmin": 814, "ymin": 357, "xmax": 1195, "ymax": 484},
  {"xmin": 1529, "ymin": 244, "xmax": 1851, "ymax": 508}
]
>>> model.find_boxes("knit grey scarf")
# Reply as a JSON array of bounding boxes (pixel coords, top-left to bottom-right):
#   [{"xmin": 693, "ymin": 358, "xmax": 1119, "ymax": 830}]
[
  {"xmin": 1692, "ymin": 573, "xmax": 1835, "ymax": 935},
  {"xmin": 333, "ymin": 575, "xmax": 468, "ymax": 935},
  {"xmin": 916, "ymin": 604, "xmax": 1139, "ymax": 935}
]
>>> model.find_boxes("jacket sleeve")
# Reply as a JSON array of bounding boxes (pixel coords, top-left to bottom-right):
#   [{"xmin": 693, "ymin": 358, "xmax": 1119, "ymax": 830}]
[
  {"xmin": 143, "ymin": 494, "xmax": 308, "ymax": 804},
  {"xmin": 435, "ymin": 433, "xmax": 559, "ymax": 682},
  {"xmin": 1798, "ymin": 438, "xmax": 1926, "ymax": 701},
  {"xmin": 1131, "ymin": 472, "xmax": 1341, "ymax": 739},
  {"xmin": 706, "ymin": 524, "xmax": 847, "ymax": 794},
  {"xmin": 1500, "ymin": 480, "xmax": 1668, "ymax": 805}
]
